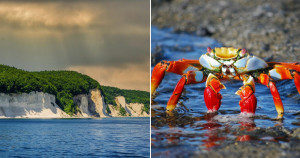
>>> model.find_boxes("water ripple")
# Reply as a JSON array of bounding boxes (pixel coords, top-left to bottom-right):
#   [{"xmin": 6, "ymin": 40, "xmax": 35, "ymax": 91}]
[
  {"xmin": 0, "ymin": 117, "xmax": 150, "ymax": 157},
  {"xmin": 151, "ymin": 26, "xmax": 300, "ymax": 157}
]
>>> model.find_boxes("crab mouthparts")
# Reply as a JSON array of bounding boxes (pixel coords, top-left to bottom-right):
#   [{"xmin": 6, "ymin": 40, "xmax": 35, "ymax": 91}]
[{"xmin": 222, "ymin": 65, "xmax": 236, "ymax": 77}]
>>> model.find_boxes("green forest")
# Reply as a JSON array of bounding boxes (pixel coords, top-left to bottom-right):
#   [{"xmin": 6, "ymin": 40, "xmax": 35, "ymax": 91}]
[{"xmin": 0, "ymin": 64, "xmax": 149, "ymax": 115}]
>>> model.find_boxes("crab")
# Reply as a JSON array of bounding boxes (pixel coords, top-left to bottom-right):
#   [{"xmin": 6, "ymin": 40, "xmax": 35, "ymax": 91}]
[{"xmin": 151, "ymin": 47, "xmax": 300, "ymax": 118}]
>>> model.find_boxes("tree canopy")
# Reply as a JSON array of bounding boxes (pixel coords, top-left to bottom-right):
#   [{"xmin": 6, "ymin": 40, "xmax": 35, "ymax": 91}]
[{"xmin": 0, "ymin": 64, "xmax": 149, "ymax": 115}]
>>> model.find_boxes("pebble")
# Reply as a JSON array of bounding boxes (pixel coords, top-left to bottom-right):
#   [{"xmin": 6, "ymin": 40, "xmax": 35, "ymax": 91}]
[{"xmin": 152, "ymin": 0, "xmax": 300, "ymax": 62}]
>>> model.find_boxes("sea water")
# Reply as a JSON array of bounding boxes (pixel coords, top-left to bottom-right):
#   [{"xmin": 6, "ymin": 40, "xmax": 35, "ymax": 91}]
[
  {"xmin": 151, "ymin": 26, "xmax": 300, "ymax": 157},
  {"xmin": 0, "ymin": 117, "xmax": 149, "ymax": 157}
]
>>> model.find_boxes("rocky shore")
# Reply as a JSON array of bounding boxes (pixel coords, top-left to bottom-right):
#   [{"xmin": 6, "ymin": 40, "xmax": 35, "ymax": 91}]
[
  {"xmin": 152, "ymin": 0, "xmax": 300, "ymax": 62},
  {"xmin": 152, "ymin": 1, "xmax": 300, "ymax": 157},
  {"xmin": 193, "ymin": 126, "xmax": 300, "ymax": 158},
  {"xmin": 152, "ymin": 107, "xmax": 300, "ymax": 158}
]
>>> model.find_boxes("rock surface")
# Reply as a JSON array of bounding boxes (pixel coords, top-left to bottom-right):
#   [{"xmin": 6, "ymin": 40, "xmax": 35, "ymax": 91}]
[
  {"xmin": 109, "ymin": 96, "xmax": 149, "ymax": 117},
  {"xmin": 152, "ymin": 0, "xmax": 300, "ymax": 62},
  {"xmin": 73, "ymin": 89, "xmax": 110, "ymax": 117},
  {"xmin": 0, "ymin": 89, "xmax": 148, "ymax": 118},
  {"xmin": 0, "ymin": 92, "xmax": 68, "ymax": 118},
  {"xmin": 192, "ymin": 126, "xmax": 300, "ymax": 158}
]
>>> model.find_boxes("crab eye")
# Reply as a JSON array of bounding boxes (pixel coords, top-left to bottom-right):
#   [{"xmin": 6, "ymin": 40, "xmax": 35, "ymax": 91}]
[
  {"xmin": 207, "ymin": 47, "xmax": 212, "ymax": 53},
  {"xmin": 239, "ymin": 48, "xmax": 247, "ymax": 57},
  {"xmin": 207, "ymin": 47, "xmax": 214, "ymax": 57}
]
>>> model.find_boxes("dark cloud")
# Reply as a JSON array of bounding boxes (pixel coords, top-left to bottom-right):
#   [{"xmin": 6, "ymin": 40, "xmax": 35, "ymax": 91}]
[{"xmin": 0, "ymin": 0, "xmax": 150, "ymax": 71}]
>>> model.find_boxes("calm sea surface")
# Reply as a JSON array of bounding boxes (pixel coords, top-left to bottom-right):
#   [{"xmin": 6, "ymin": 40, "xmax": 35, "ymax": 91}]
[{"xmin": 0, "ymin": 117, "xmax": 149, "ymax": 157}]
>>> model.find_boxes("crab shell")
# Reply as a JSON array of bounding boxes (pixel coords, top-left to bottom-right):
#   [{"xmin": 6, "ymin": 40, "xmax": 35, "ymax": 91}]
[{"xmin": 199, "ymin": 47, "xmax": 268, "ymax": 76}]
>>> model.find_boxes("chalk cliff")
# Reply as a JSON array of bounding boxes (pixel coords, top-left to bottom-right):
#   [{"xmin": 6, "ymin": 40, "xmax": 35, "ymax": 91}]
[
  {"xmin": 0, "ymin": 64, "xmax": 149, "ymax": 118},
  {"xmin": 0, "ymin": 89, "xmax": 148, "ymax": 118},
  {"xmin": 73, "ymin": 89, "xmax": 110, "ymax": 117},
  {"xmin": 0, "ymin": 92, "xmax": 68, "ymax": 118},
  {"xmin": 109, "ymin": 96, "xmax": 148, "ymax": 117}
]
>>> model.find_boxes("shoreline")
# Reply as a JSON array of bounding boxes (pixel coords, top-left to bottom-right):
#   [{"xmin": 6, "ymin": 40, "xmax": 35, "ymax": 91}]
[
  {"xmin": 0, "ymin": 91, "xmax": 149, "ymax": 118},
  {"xmin": 0, "ymin": 116, "xmax": 149, "ymax": 119}
]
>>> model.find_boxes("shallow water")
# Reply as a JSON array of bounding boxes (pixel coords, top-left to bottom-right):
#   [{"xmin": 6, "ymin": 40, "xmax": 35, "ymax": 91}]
[
  {"xmin": 0, "ymin": 117, "xmax": 149, "ymax": 157},
  {"xmin": 151, "ymin": 26, "xmax": 300, "ymax": 157}
]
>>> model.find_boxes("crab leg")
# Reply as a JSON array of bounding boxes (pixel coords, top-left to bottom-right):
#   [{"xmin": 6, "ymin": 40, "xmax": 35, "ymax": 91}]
[
  {"xmin": 166, "ymin": 77, "xmax": 186, "ymax": 112},
  {"xmin": 204, "ymin": 74, "xmax": 226, "ymax": 113},
  {"xmin": 293, "ymin": 72, "xmax": 300, "ymax": 94},
  {"xmin": 151, "ymin": 62, "xmax": 167, "ymax": 94},
  {"xmin": 236, "ymin": 76, "xmax": 257, "ymax": 114},
  {"xmin": 267, "ymin": 64, "xmax": 300, "ymax": 118},
  {"xmin": 269, "ymin": 64, "xmax": 300, "ymax": 94},
  {"xmin": 258, "ymin": 73, "xmax": 284, "ymax": 118},
  {"xmin": 166, "ymin": 70, "xmax": 205, "ymax": 112},
  {"xmin": 151, "ymin": 59, "xmax": 200, "ymax": 94},
  {"xmin": 269, "ymin": 81, "xmax": 284, "ymax": 118}
]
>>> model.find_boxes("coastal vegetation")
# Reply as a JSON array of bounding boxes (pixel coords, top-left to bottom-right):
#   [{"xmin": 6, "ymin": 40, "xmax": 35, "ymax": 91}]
[
  {"xmin": 0, "ymin": 64, "xmax": 149, "ymax": 115},
  {"xmin": 100, "ymin": 86, "xmax": 150, "ymax": 114},
  {"xmin": 119, "ymin": 106, "xmax": 127, "ymax": 116}
]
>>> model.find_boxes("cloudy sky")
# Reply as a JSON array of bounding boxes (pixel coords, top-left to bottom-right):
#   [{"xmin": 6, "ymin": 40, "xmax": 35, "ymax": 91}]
[{"xmin": 0, "ymin": 0, "xmax": 150, "ymax": 91}]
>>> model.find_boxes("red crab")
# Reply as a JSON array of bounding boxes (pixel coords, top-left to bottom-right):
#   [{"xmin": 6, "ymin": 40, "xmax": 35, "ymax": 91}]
[{"xmin": 151, "ymin": 47, "xmax": 300, "ymax": 118}]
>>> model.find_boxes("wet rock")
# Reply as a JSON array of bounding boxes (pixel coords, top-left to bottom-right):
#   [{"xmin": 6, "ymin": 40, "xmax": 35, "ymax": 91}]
[
  {"xmin": 151, "ymin": 0, "xmax": 172, "ymax": 8},
  {"xmin": 291, "ymin": 128, "xmax": 300, "ymax": 139},
  {"xmin": 152, "ymin": 0, "xmax": 300, "ymax": 62},
  {"xmin": 193, "ymin": 141, "xmax": 300, "ymax": 158},
  {"xmin": 263, "ymin": 54, "xmax": 273, "ymax": 62},
  {"xmin": 151, "ymin": 46, "xmax": 165, "ymax": 65}
]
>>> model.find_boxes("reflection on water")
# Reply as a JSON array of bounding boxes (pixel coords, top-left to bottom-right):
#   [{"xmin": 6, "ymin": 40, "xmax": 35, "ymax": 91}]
[{"xmin": 151, "ymin": 26, "xmax": 300, "ymax": 157}]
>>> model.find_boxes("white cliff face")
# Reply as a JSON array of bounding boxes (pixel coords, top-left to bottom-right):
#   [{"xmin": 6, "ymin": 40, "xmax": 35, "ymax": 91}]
[
  {"xmin": 108, "ymin": 104, "xmax": 120, "ymax": 117},
  {"xmin": 0, "ymin": 92, "xmax": 68, "ymax": 118},
  {"xmin": 108, "ymin": 96, "xmax": 148, "ymax": 117},
  {"xmin": 127, "ymin": 103, "xmax": 148, "ymax": 117},
  {"xmin": 90, "ymin": 89, "xmax": 110, "ymax": 117},
  {"xmin": 73, "ymin": 94, "xmax": 94, "ymax": 117},
  {"xmin": 73, "ymin": 89, "xmax": 109, "ymax": 117},
  {"xmin": 0, "ymin": 89, "xmax": 148, "ymax": 118}
]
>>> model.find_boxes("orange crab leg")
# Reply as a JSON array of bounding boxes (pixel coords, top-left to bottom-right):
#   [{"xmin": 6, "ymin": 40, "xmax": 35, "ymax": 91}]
[
  {"xmin": 151, "ymin": 59, "xmax": 200, "ymax": 94},
  {"xmin": 151, "ymin": 62, "xmax": 167, "ymax": 94},
  {"xmin": 267, "ymin": 64, "xmax": 300, "ymax": 117},
  {"xmin": 166, "ymin": 77, "xmax": 186, "ymax": 112},
  {"xmin": 166, "ymin": 71, "xmax": 205, "ymax": 112},
  {"xmin": 268, "ymin": 62, "xmax": 300, "ymax": 72},
  {"xmin": 258, "ymin": 73, "xmax": 284, "ymax": 118},
  {"xmin": 269, "ymin": 81, "xmax": 284, "ymax": 118},
  {"xmin": 258, "ymin": 73, "xmax": 269, "ymax": 86},
  {"xmin": 269, "ymin": 64, "xmax": 300, "ymax": 94},
  {"xmin": 204, "ymin": 74, "xmax": 225, "ymax": 113},
  {"xmin": 272, "ymin": 66, "xmax": 293, "ymax": 79},
  {"xmin": 293, "ymin": 72, "xmax": 300, "ymax": 94}
]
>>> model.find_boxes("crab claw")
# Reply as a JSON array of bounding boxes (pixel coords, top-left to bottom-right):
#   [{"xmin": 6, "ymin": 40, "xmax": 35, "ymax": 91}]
[
  {"xmin": 236, "ymin": 76, "xmax": 257, "ymax": 114},
  {"xmin": 204, "ymin": 74, "xmax": 226, "ymax": 113}
]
